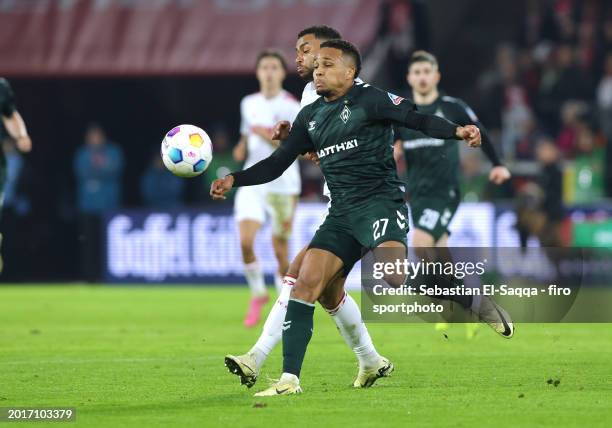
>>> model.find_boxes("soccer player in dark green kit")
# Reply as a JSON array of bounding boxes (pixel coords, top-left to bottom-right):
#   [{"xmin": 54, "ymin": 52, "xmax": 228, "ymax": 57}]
[
  {"xmin": 0, "ymin": 78, "xmax": 32, "ymax": 272},
  {"xmin": 211, "ymin": 40, "xmax": 482, "ymax": 396},
  {"xmin": 394, "ymin": 51, "xmax": 513, "ymax": 338},
  {"xmin": 395, "ymin": 51, "xmax": 510, "ymax": 248}
]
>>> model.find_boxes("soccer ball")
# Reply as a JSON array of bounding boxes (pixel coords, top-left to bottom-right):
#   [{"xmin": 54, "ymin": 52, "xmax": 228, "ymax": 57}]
[{"xmin": 161, "ymin": 124, "xmax": 213, "ymax": 178}]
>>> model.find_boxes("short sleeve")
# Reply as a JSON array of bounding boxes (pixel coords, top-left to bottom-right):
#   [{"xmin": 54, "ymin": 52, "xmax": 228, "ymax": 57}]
[
  {"xmin": 365, "ymin": 86, "xmax": 416, "ymax": 124},
  {"xmin": 0, "ymin": 78, "xmax": 16, "ymax": 117}
]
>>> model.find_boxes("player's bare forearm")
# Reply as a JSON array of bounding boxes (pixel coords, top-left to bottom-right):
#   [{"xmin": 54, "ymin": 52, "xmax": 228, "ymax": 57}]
[
  {"xmin": 232, "ymin": 136, "xmax": 247, "ymax": 162},
  {"xmin": 2, "ymin": 111, "xmax": 31, "ymax": 152},
  {"xmin": 251, "ymin": 126, "xmax": 279, "ymax": 147}
]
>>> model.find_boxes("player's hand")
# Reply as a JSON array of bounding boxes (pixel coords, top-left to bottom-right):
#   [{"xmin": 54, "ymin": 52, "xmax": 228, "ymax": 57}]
[
  {"xmin": 489, "ymin": 165, "xmax": 511, "ymax": 185},
  {"xmin": 16, "ymin": 135, "xmax": 32, "ymax": 153},
  {"xmin": 456, "ymin": 125, "xmax": 481, "ymax": 147},
  {"xmin": 233, "ymin": 143, "xmax": 246, "ymax": 162},
  {"xmin": 210, "ymin": 175, "xmax": 234, "ymax": 200},
  {"xmin": 303, "ymin": 151, "xmax": 320, "ymax": 165},
  {"xmin": 272, "ymin": 121, "xmax": 291, "ymax": 140}
]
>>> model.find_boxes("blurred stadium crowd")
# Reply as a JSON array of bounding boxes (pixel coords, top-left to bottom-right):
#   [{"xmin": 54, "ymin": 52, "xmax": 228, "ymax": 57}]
[{"xmin": 0, "ymin": 0, "xmax": 610, "ymax": 281}]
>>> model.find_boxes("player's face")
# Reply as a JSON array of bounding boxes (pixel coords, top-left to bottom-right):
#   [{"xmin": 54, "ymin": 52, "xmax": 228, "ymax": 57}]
[
  {"xmin": 256, "ymin": 56, "xmax": 286, "ymax": 89},
  {"xmin": 295, "ymin": 34, "xmax": 320, "ymax": 81},
  {"xmin": 257, "ymin": 56, "xmax": 285, "ymax": 88},
  {"xmin": 407, "ymin": 61, "xmax": 440, "ymax": 96},
  {"xmin": 313, "ymin": 47, "xmax": 355, "ymax": 98}
]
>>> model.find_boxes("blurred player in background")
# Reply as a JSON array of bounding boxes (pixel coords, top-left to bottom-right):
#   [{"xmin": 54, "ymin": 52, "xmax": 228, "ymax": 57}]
[
  {"xmin": 225, "ymin": 26, "xmax": 393, "ymax": 391},
  {"xmin": 394, "ymin": 51, "xmax": 512, "ymax": 337},
  {"xmin": 233, "ymin": 50, "xmax": 301, "ymax": 327},
  {"xmin": 0, "ymin": 78, "xmax": 32, "ymax": 272}
]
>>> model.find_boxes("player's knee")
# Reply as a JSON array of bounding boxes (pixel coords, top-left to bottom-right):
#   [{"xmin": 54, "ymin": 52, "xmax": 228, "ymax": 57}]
[
  {"xmin": 272, "ymin": 239, "xmax": 288, "ymax": 262},
  {"xmin": 240, "ymin": 240, "xmax": 256, "ymax": 261},
  {"xmin": 318, "ymin": 289, "xmax": 343, "ymax": 310},
  {"xmin": 412, "ymin": 229, "xmax": 435, "ymax": 248},
  {"xmin": 414, "ymin": 246, "xmax": 442, "ymax": 265},
  {"xmin": 286, "ymin": 248, "xmax": 306, "ymax": 277},
  {"xmin": 292, "ymin": 271, "xmax": 323, "ymax": 303},
  {"xmin": 384, "ymin": 272, "xmax": 406, "ymax": 288}
]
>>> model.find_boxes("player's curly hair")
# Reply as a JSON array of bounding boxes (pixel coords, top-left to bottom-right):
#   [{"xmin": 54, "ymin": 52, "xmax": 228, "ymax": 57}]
[
  {"xmin": 255, "ymin": 49, "xmax": 288, "ymax": 72},
  {"xmin": 298, "ymin": 25, "xmax": 341, "ymax": 41},
  {"xmin": 319, "ymin": 39, "xmax": 362, "ymax": 77}
]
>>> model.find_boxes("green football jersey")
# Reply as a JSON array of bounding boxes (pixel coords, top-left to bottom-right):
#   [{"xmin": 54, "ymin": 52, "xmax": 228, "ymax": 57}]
[
  {"xmin": 287, "ymin": 82, "xmax": 414, "ymax": 214},
  {"xmin": 395, "ymin": 95, "xmax": 480, "ymax": 199}
]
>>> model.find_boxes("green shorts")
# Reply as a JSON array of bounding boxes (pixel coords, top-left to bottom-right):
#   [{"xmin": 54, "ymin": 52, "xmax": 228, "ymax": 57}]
[
  {"xmin": 309, "ymin": 197, "xmax": 409, "ymax": 276},
  {"xmin": 409, "ymin": 191, "xmax": 460, "ymax": 242}
]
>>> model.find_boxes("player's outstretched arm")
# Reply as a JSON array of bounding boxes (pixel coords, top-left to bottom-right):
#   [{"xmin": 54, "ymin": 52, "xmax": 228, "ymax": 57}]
[
  {"xmin": 210, "ymin": 145, "xmax": 299, "ymax": 200},
  {"xmin": 404, "ymin": 110, "xmax": 481, "ymax": 147},
  {"xmin": 447, "ymin": 98, "xmax": 510, "ymax": 184},
  {"xmin": 369, "ymin": 87, "xmax": 480, "ymax": 147},
  {"xmin": 479, "ymin": 129, "xmax": 511, "ymax": 184},
  {"xmin": 233, "ymin": 136, "xmax": 247, "ymax": 162},
  {"xmin": 211, "ymin": 117, "xmax": 313, "ymax": 200}
]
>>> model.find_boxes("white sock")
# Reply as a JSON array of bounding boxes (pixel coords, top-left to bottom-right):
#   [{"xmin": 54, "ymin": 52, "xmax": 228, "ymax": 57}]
[
  {"xmin": 328, "ymin": 292, "xmax": 381, "ymax": 369},
  {"xmin": 244, "ymin": 261, "xmax": 267, "ymax": 297},
  {"xmin": 274, "ymin": 272, "xmax": 284, "ymax": 293},
  {"xmin": 249, "ymin": 275, "xmax": 296, "ymax": 369}
]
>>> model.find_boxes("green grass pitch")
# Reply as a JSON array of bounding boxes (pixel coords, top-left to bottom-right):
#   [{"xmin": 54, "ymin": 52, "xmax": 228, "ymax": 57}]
[{"xmin": 1, "ymin": 285, "xmax": 611, "ymax": 427}]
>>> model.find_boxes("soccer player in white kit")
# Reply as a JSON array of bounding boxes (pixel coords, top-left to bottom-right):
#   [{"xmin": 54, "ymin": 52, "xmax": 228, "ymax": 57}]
[
  {"xmin": 233, "ymin": 50, "xmax": 302, "ymax": 327},
  {"xmin": 225, "ymin": 26, "xmax": 392, "ymax": 390}
]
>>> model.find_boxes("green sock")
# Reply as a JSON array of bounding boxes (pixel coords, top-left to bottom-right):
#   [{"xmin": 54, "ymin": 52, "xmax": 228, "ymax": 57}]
[{"xmin": 282, "ymin": 298, "xmax": 315, "ymax": 377}]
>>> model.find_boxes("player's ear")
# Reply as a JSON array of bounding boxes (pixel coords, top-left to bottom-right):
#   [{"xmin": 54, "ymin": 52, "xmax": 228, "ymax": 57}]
[
  {"xmin": 434, "ymin": 70, "xmax": 441, "ymax": 85},
  {"xmin": 347, "ymin": 65, "xmax": 356, "ymax": 81}
]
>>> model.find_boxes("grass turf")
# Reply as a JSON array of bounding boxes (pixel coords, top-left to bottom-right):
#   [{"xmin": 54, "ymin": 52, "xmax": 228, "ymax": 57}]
[{"xmin": 0, "ymin": 285, "xmax": 611, "ymax": 427}]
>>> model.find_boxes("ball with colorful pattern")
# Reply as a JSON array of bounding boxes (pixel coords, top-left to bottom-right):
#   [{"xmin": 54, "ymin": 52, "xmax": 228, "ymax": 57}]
[{"xmin": 161, "ymin": 124, "xmax": 213, "ymax": 178}]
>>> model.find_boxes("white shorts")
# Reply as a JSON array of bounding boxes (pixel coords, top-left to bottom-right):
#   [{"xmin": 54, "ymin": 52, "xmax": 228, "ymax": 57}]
[{"xmin": 234, "ymin": 186, "xmax": 297, "ymax": 239}]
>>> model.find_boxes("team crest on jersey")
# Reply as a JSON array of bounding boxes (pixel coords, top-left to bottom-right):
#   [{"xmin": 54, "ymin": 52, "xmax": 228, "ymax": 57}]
[
  {"xmin": 387, "ymin": 92, "xmax": 404, "ymax": 105},
  {"xmin": 340, "ymin": 105, "xmax": 351, "ymax": 124}
]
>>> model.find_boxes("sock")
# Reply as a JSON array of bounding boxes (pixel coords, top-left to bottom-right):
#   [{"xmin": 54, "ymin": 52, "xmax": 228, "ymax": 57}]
[
  {"xmin": 244, "ymin": 261, "xmax": 267, "ymax": 297},
  {"xmin": 249, "ymin": 275, "xmax": 296, "ymax": 369},
  {"xmin": 470, "ymin": 294, "xmax": 482, "ymax": 312},
  {"xmin": 274, "ymin": 272, "xmax": 284, "ymax": 293},
  {"xmin": 327, "ymin": 292, "xmax": 381, "ymax": 369},
  {"xmin": 446, "ymin": 275, "xmax": 473, "ymax": 309},
  {"xmin": 282, "ymin": 298, "xmax": 315, "ymax": 377}
]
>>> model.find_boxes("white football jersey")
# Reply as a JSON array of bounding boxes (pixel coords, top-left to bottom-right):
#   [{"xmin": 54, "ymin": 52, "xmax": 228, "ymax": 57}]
[
  {"xmin": 300, "ymin": 79, "xmax": 364, "ymax": 198},
  {"xmin": 240, "ymin": 90, "xmax": 301, "ymax": 195}
]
